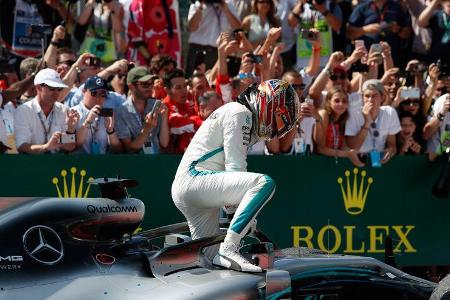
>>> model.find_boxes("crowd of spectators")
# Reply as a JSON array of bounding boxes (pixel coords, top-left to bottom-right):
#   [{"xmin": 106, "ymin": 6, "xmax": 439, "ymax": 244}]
[{"xmin": 0, "ymin": 0, "xmax": 449, "ymax": 166}]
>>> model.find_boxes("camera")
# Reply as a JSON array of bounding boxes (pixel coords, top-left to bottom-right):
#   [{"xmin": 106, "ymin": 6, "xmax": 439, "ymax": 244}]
[
  {"xmin": 437, "ymin": 59, "xmax": 450, "ymax": 78},
  {"xmin": 29, "ymin": 24, "xmax": 52, "ymax": 36},
  {"xmin": 400, "ymin": 87, "xmax": 420, "ymax": 99},
  {"xmin": 300, "ymin": 29, "xmax": 318, "ymax": 41},
  {"xmin": 248, "ymin": 53, "xmax": 263, "ymax": 64},
  {"xmin": 60, "ymin": 133, "xmax": 76, "ymax": 144},
  {"xmin": 226, "ymin": 56, "xmax": 242, "ymax": 77},
  {"xmin": 98, "ymin": 108, "xmax": 113, "ymax": 117},
  {"xmin": 350, "ymin": 61, "xmax": 369, "ymax": 73}
]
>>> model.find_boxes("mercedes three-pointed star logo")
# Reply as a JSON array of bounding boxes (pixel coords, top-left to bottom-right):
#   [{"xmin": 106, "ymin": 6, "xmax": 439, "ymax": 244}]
[{"xmin": 22, "ymin": 225, "xmax": 64, "ymax": 265}]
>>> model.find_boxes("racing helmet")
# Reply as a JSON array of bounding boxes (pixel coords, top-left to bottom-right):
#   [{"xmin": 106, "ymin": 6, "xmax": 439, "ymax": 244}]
[{"xmin": 237, "ymin": 79, "xmax": 300, "ymax": 140}]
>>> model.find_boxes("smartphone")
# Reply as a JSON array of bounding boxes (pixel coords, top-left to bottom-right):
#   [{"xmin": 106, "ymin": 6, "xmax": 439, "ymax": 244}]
[
  {"xmin": 304, "ymin": 97, "xmax": 314, "ymax": 105},
  {"xmin": 226, "ymin": 56, "xmax": 242, "ymax": 77},
  {"xmin": 98, "ymin": 108, "xmax": 113, "ymax": 117},
  {"xmin": 151, "ymin": 100, "xmax": 162, "ymax": 115},
  {"xmin": 357, "ymin": 153, "xmax": 369, "ymax": 164},
  {"xmin": 60, "ymin": 133, "xmax": 76, "ymax": 144},
  {"xmin": 86, "ymin": 57, "xmax": 101, "ymax": 67},
  {"xmin": 401, "ymin": 87, "xmax": 420, "ymax": 99},
  {"xmin": 370, "ymin": 43, "xmax": 382, "ymax": 54},
  {"xmin": 300, "ymin": 29, "xmax": 318, "ymax": 41},
  {"xmin": 248, "ymin": 53, "xmax": 263, "ymax": 64},
  {"xmin": 355, "ymin": 40, "xmax": 365, "ymax": 50}
]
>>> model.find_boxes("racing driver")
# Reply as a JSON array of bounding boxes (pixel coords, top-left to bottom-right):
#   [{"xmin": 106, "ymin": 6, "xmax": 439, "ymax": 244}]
[{"xmin": 171, "ymin": 79, "xmax": 300, "ymax": 272}]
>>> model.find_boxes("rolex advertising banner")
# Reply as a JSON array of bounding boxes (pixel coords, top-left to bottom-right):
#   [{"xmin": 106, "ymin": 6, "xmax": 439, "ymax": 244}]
[{"xmin": 0, "ymin": 155, "xmax": 446, "ymax": 266}]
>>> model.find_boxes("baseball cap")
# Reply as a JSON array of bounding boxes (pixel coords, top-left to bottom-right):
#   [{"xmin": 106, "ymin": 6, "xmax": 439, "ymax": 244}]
[
  {"xmin": 127, "ymin": 67, "xmax": 152, "ymax": 84},
  {"xmin": 362, "ymin": 79, "xmax": 385, "ymax": 95},
  {"xmin": 84, "ymin": 76, "xmax": 107, "ymax": 92},
  {"xmin": 34, "ymin": 68, "xmax": 68, "ymax": 88}
]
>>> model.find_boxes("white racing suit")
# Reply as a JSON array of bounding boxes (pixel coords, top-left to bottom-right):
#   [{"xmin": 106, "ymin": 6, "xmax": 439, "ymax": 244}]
[{"xmin": 171, "ymin": 102, "xmax": 276, "ymax": 258}]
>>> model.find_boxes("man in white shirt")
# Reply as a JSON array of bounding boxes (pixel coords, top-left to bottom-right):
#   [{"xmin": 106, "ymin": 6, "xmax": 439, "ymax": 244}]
[
  {"xmin": 186, "ymin": 0, "xmax": 241, "ymax": 75},
  {"xmin": 345, "ymin": 79, "xmax": 401, "ymax": 164},
  {"xmin": 14, "ymin": 68, "xmax": 79, "ymax": 154},
  {"xmin": 424, "ymin": 93, "xmax": 450, "ymax": 155}
]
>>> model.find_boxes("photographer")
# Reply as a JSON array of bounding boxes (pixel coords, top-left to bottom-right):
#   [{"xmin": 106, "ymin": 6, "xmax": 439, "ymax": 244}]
[
  {"xmin": 347, "ymin": 0, "xmax": 411, "ymax": 66},
  {"xmin": 418, "ymin": 0, "xmax": 450, "ymax": 63},
  {"xmin": 14, "ymin": 68, "xmax": 79, "ymax": 154},
  {"xmin": 186, "ymin": 0, "xmax": 241, "ymax": 76},
  {"xmin": 424, "ymin": 93, "xmax": 450, "ymax": 155},
  {"xmin": 288, "ymin": 0, "xmax": 343, "ymax": 68},
  {"xmin": 73, "ymin": 76, "xmax": 122, "ymax": 154},
  {"xmin": 115, "ymin": 67, "xmax": 169, "ymax": 154}
]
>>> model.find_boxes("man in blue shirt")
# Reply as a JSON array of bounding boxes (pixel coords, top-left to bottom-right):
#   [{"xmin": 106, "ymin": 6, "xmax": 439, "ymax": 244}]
[{"xmin": 347, "ymin": 0, "xmax": 411, "ymax": 65}]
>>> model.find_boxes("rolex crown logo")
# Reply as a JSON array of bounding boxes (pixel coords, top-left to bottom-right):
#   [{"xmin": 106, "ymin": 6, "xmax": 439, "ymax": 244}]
[
  {"xmin": 52, "ymin": 167, "xmax": 94, "ymax": 198},
  {"xmin": 337, "ymin": 168, "xmax": 373, "ymax": 215}
]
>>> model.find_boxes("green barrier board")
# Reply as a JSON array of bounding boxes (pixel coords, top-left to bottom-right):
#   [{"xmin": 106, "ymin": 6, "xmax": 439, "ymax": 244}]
[{"xmin": 0, "ymin": 154, "xmax": 445, "ymax": 266}]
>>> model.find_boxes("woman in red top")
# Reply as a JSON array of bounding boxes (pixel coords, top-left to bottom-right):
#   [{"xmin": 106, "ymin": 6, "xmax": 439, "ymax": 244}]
[{"xmin": 313, "ymin": 87, "xmax": 364, "ymax": 166}]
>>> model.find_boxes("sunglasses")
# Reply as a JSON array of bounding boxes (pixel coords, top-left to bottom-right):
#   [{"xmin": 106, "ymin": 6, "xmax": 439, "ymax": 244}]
[
  {"xmin": 90, "ymin": 90, "xmax": 107, "ymax": 97},
  {"xmin": 257, "ymin": 0, "xmax": 271, "ymax": 3},
  {"xmin": 330, "ymin": 73, "xmax": 347, "ymax": 81},
  {"xmin": 401, "ymin": 99, "xmax": 420, "ymax": 106},
  {"xmin": 58, "ymin": 60, "xmax": 76, "ymax": 66},
  {"xmin": 371, "ymin": 122, "xmax": 379, "ymax": 138},
  {"xmin": 292, "ymin": 83, "xmax": 306, "ymax": 90},
  {"xmin": 41, "ymin": 84, "xmax": 63, "ymax": 92}
]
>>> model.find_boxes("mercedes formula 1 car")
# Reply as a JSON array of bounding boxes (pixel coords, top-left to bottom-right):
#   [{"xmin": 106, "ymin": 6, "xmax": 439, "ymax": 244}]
[{"xmin": 0, "ymin": 178, "xmax": 438, "ymax": 299}]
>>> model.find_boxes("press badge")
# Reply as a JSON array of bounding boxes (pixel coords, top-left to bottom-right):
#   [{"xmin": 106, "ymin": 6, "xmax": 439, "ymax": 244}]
[
  {"xmin": 143, "ymin": 142, "xmax": 153, "ymax": 154},
  {"xmin": 91, "ymin": 142, "xmax": 101, "ymax": 154},
  {"xmin": 293, "ymin": 136, "xmax": 305, "ymax": 154},
  {"xmin": 369, "ymin": 150, "xmax": 382, "ymax": 167}
]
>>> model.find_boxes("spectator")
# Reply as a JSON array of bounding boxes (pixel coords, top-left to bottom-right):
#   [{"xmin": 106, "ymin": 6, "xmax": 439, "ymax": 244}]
[
  {"xmin": 397, "ymin": 111, "xmax": 423, "ymax": 155},
  {"xmin": 14, "ymin": 68, "xmax": 79, "ymax": 154},
  {"xmin": 163, "ymin": 69, "xmax": 202, "ymax": 154},
  {"xmin": 424, "ymin": 93, "xmax": 450, "ymax": 155},
  {"xmin": 149, "ymin": 54, "xmax": 177, "ymax": 77},
  {"xmin": 73, "ymin": 76, "xmax": 122, "ymax": 154},
  {"xmin": 288, "ymin": 0, "xmax": 343, "ymax": 69},
  {"xmin": 126, "ymin": 0, "xmax": 182, "ymax": 66},
  {"xmin": 347, "ymin": 0, "xmax": 411, "ymax": 66},
  {"xmin": 242, "ymin": 0, "xmax": 280, "ymax": 48},
  {"xmin": 115, "ymin": 67, "xmax": 169, "ymax": 154},
  {"xmin": 418, "ymin": 0, "xmax": 450, "ymax": 62},
  {"xmin": 313, "ymin": 86, "xmax": 364, "ymax": 165},
  {"xmin": 55, "ymin": 48, "xmax": 77, "ymax": 79},
  {"xmin": 78, "ymin": 0, "xmax": 126, "ymax": 64},
  {"xmin": 64, "ymin": 59, "xmax": 129, "ymax": 108},
  {"xmin": 345, "ymin": 79, "xmax": 401, "ymax": 164},
  {"xmin": 18, "ymin": 58, "xmax": 39, "ymax": 104},
  {"xmin": 186, "ymin": 0, "xmax": 241, "ymax": 76},
  {"xmin": 275, "ymin": 0, "xmax": 300, "ymax": 70}
]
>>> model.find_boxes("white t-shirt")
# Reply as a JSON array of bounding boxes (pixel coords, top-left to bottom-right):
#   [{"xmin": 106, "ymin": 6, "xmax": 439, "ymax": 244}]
[
  {"xmin": 188, "ymin": 1, "xmax": 239, "ymax": 47},
  {"xmin": 345, "ymin": 106, "xmax": 401, "ymax": 153},
  {"xmin": 0, "ymin": 94, "xmax": 7, "ymax": 146},
  {"xmin": 14, "ymin": 97, "xmax": 68, "ymax": 150},
  {"xmin": 428, "ymin": 93, "xmax": 450, "ymax": 153}
]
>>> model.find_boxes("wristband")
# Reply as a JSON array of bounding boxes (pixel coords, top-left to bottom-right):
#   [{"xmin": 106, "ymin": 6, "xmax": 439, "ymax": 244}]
[
  {"xmin": 50, "ymin": 40, "xmax": 61, "ymax": 48},
  {"xmin": 107, "ymin": 129, "xmax": 115, "ymax": 135},
  {"xmin": 437, "ymin": 112, "xmax": 445, "ymax": 121},
  {"xmin": 362, "ymin": 126, "xmax": 370, "ymax": 131}
]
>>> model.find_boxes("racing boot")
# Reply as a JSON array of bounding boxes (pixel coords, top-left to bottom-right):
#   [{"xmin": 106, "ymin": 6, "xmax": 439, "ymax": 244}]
[{"xmin": 213, "ymin": 241, "xmax": 262, "ymax": 273}]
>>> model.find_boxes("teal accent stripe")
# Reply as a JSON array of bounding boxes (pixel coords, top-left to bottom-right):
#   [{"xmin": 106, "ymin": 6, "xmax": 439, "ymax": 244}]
[
  {"xmin": 230, "ymin": 175, "xmax": 275, "ymax": 233},
  {"xmin": 188, "ymin": 147, "xmax": 224, "ymax": 177}
]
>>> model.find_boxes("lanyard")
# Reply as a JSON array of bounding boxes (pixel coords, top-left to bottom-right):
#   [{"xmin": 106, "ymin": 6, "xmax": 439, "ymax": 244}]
[
  {"xmin": 212, "ymin": 5, "xmax": 222, "ymax": 29},
  {"xmin": 37, "ymin": 111, "xmax": 54, "ymax": 144},
  {"xmin": 331, "ymin": 122, "xmax": 339, "ymax": 150},
  {"xmin": 371, "ymin": 2, "xmax": 388, "ymax": 22},
  {"xmin": 370, "ymin": 119, "xmax": 379, "ymax": 151}
]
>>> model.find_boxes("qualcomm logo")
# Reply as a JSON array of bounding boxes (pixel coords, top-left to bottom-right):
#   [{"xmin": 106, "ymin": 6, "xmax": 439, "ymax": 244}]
[
  {"xmin": 337, "ymin": 168, "xmax": 374, "ymax": 215},
  {"xmin": 23, "ymin": 225, "xmax": 64, "ymax": 266}
]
